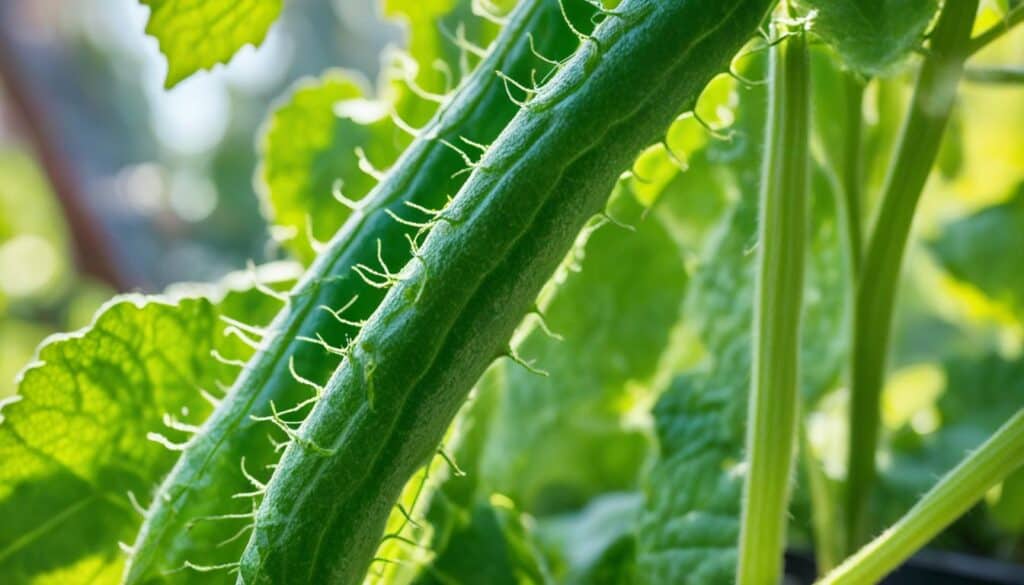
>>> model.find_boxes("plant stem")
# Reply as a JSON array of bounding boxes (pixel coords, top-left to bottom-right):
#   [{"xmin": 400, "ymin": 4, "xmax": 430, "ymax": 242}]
[
  {"xmin": 801, "ymin": 428, "xmax": 842, "ymax": 574},
  {"xmin": 844, "ymin": 0, "xmax": 978, "ymax": 551},
  {"xmin": 965, "ymin": 65, "xmax": 1024, "ymax": 84},
  {"xmin": 821, "ymin": 408, "xmax": 1024, "ymax": 585},
  {"xmin": 0, "ymin": 23, "xmax": 132, "ymax": 291},
  {"xmin": 737, "ymin": 17, "xmax": 809, "ymax": 585},
  {"xmin": 969, "ymin": 3, "xmax": 1024, "ymax": 55},
  {"xmin": 840, "ymin": 72, "xmax": 864, "ymax": 275}
]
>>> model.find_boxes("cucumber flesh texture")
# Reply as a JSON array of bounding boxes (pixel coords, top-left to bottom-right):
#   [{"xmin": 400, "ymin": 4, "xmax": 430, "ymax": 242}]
[
  {"xmin": 122, "ymin": 1, "xmax": 586, "ymax": 581},
  {"xmin": 237, "ymin": 1, "xmax": 776, "ymax": 583}
]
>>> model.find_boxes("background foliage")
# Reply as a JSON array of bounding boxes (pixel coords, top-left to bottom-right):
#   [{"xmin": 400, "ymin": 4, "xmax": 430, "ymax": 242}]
[{"xmin": 0, "ymin": 0, "xmax": 1023, "ymax": 583}]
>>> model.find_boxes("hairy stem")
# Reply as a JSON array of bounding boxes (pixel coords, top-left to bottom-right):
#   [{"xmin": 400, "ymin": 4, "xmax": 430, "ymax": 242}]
[
  {"xmin": 123, "ymin": 1, "xmax": 584, "ymax": 579},
  {"xmin": 737, "ymin": 15, "xmax": 809, "ymax": 585},
  {"xmin": 844, "ymin": 0, "xmax": 978, "ymax": 551},
  {"xmin": 969, "ymin": 2, "xmax": 1024, "ymax": 55},
  {"xmin": 823, "ymin": 408, "xmax": 1024, "ymax": 585},
  {"xmin": 238, "ymin": 1, "xmax": 775, "ymax": 583}
]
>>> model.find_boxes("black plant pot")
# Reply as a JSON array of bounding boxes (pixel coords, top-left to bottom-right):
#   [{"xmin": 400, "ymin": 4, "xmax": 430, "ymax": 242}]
[{"xmin": 785, "ymin": 550, "xmax": 1024, "ymax": 584}]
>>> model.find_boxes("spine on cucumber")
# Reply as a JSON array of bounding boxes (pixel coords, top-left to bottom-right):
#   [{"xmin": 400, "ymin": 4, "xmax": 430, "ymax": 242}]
[
  {"xmin": 123, "ymin": 1, "xmax": 584, "ymax": 580},
  {"xmin": 237, "ymin": 1, "xmax": 775, "ymax": 583}
]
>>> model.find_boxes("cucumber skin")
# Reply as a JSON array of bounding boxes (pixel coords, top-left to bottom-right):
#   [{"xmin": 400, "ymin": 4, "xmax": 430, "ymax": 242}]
[
  {"xmin": 123, "ymin": 2, "xmax": 583, "ymax": 581},
  {"xmin": 237, "ymin": 1, "xmax": 775, "ymax": 583}
]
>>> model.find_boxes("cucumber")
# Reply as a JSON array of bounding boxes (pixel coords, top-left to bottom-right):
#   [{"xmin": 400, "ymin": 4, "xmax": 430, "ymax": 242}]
[
  {"xmin": 123, "ymin": 1, "xmax": 585, "ymax": 580},
  {"xmin": 237, "ymin": 1, "xmax": 775, "ymax": 583}
]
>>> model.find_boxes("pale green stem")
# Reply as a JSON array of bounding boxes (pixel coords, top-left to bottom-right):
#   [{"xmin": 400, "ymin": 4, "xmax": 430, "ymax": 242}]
[
  {"xmin": 844, "ymin": 0, "xmax": 978, "ymax": 550},
  {"xmin": 821, "ymin": 408, "xmax": 1024, "ymax": 585},
  {"xmin": 736, "ymin": 18, "xmax": 809, "ymax": 585},
  {"xmin": 969, "ymin": 3, "xmax": 1024, "ymax": 55},
  {"xmin": 965, "ymin": 65, "xmax": 1024, "ymax": 84},
  {"xmin": 801, "ymin": 428, "xmax": 842, "ymax": 574}
]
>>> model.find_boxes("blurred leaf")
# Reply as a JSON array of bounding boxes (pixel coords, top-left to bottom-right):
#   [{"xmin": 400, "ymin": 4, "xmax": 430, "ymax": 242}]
[
  {"xmin": 140, "ymin": 0, "xmax": 283, "ymax": 88},
  {"xmin": 635, "ymin": 72, "xmax": 767, "ymax": 581},
  {"xmin": 861, "ymin": 77, "xmax": 907, "ymax": 204},
  {"xmin": 415, "ymin": 501, "xmax": 550, "ymax": 585},
  {"xmin": 881, "ymin": 355, "xmax": 1024, "ymax": 537},
  {"xmin": 0, "ymin": 150, "xmax": 71, "ymax": 307},
  {"xmin": 929, "ymin": 186, "xmax": 1024, "ymax": 321},
  {"xmin": 0, "ymin": 269, "xmax": 293, "ymax": 584},
  {"xmin": 991, "ymin": 467, "xmax": 1024, "ymax": 533},
  {"xmin": 257, "ymin": 71, "xmax": 403, "ymax": 263},
  {"xmin": 536, "ymin": 493, "xmax": 642, "ymax": 584},
  {"xmin": 636, "ymin": 199, "xmax": 756, "ymax": 585},
  {"xmin": 479, "ymin": 195, "xmax": 688, "ymax": 514},
  {"xmin": 795, "ymin": 0, "xmax": 938, "ymax": 76}
]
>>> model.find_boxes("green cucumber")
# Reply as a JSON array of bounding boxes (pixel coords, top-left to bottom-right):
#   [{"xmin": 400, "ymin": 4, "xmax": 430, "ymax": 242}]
[
  {"xmin": 237, "ymin": 1, "xmax": 775, "ymax": 583},
  {"xmin": 124, "ymin": 1, "xmax": 585, "ymax": 580}
]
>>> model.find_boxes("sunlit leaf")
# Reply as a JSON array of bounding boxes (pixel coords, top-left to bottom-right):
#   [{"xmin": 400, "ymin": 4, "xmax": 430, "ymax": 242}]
[
  {"xmin": 0, "ymin": 268, "xmax": 294, "ymax": 584},
  {"xmin": 930, "ymin": 186, "xmax": 1024, "ymax": 321},
  {"xmin": 257, "ymin": 71, "xmax": 403, "ymax": 263},
  {"xmin": 140, "ymin": 0, "xmax": 283, "ymax": 88},
  {"xmin": 795, "ymin": 0, "xmax": 939, "ymax": 76}
]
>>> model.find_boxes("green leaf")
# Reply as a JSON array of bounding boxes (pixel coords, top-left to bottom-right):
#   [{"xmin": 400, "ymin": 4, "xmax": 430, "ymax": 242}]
[
  {"xmin": 255, "ymin": 0, "xmax": 524, "ymax": 263},
  {"xmin": 415, "ymin": 501, "xmax": 550, "ymax": 585},
  {"xmin": 636, "ymin": 199, "xmax": 757, "ymax": 585},
  {"xmin": 929, "ymin": 186, "xmax": 1024, "ymax": 321},
  {"xmin": 257, "ymin": 71, "xmax": 403, "ymax": 263},
  {"xmin": 0, "ymin": 267, "xmax": 294, "ymax": 584},
  {"xmin": 479, "ymin": 195, "xmax": 688, "ymax": 514},
  {"xmin": 635, "ymin": 70, "xmax": 768, "ymax": 579},
  {"xmin": 140, "ymin": 0, "xmax": 283, "ymax": 88},
  {"xmin": 795, "ymin": 0, "xmax": 939, "ymax": 76}
]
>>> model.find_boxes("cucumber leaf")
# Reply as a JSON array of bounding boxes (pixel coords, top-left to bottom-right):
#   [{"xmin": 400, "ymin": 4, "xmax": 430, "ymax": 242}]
[
  {"xmin": 257, "ymin": 71, "xmax": 403, "ymax": 263},
  {"xmin": 255, "ymin": 0, "xmax": 510, "ymax": 262},
  {"xmin": 140, "ymin": 0, "xmax": 284, "ymax": 88},
  {"xmin": 795, "ymin": 0, "xmax": 939, "ymax": 76},
  {"xmin": 636, "ymin": 195, "xmax": 757, "ymax": 585},
  {"xmin": 929, "ymin": 186, "xmax": 1024, "ymax": 322},
  {"xmin": 0, "ymin": 266, "xmax": 295, "ymax": 584}
]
